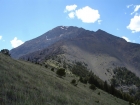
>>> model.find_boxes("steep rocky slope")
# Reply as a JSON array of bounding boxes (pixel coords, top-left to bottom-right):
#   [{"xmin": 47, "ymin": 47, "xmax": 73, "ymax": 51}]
[
  {"xmin": 19, "ymin": 27, "xmax": 140, "ymax": 82},
  {"xmin": 10, "ymin": 26, "xmax": 87, "ymax": 59}
]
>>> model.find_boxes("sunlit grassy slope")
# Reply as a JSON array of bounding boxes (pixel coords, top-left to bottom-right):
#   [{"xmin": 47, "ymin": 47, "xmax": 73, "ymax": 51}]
[{"xmin": 0, "ymin": 53, "xmax": 129, "ymax": 105}]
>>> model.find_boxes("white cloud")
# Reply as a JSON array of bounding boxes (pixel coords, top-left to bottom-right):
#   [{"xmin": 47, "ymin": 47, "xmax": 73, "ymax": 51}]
[
  {"xmin": 0, "ymin": 36, "xmax": 2, "ymax": 40},
  {"xmin": 75, "ymin": 6, "xmax": 100, "ymax": 23},
  {"xmin": 127, "ymin": 15, "xmax": 140, "ymax": 33},
  {"xmin": 131, "ymin": 5, "xmax": 140, "ymax": 15},
  {"xmin": 134, "ymin": 5, "xmax": 140, "ymax": 12},
  {"xmin": 68, "ymin": 12, "xmax": 75, "ymax": 18},
  {"xmin": 65, "ymin": 4, "xmax": 77, "ymax": 12},
  {"xmin": 10, "ymin": 37, "xmax": 24, "ymax": 48},
  {"xmin": 122, "ymin": 36, "xmax": 130, "ymax": 42},
  {"xmin": 127, "ymin": 4, "xmax": 133, "ymax": 8},
  {"xmin": 64, "ymin": 5, "xmax": 100, "ymax": 23},
  {"xmin": 98, "ymin": 20, "xmax": 102, "ymax": 24}
]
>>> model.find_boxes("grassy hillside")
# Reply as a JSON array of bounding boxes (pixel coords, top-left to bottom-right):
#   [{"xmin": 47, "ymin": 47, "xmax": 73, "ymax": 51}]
[{"xmin": 0, "ymin": 53, "xmax": 129, "ymax": 105}]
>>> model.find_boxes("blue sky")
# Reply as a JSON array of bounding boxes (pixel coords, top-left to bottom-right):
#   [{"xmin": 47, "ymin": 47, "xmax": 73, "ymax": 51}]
[{"xmin": 0, "ymin": 0, "xmax": 140, "ymax": 50}]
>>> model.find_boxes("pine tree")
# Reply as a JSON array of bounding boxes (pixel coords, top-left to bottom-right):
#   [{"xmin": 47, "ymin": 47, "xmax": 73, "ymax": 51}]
[{"xmin": 104, "ymin": 81, "xmax": 109, "ymax": 92}]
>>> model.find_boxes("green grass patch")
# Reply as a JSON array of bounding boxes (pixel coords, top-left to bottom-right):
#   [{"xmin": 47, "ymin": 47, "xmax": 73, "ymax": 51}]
[{"xmin": 0, "ymin": 53, "xmax": 129, "ymax": 105}]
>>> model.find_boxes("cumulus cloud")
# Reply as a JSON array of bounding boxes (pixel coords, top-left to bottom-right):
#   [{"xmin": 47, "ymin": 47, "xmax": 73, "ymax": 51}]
[
  {"xmin": 122, "ymin": 36, "xmax": 130, "ymax": 42},
  {"xmin": 68, "ymin": 12, "xmax": 75, "ymax": 18},
  {"xmin": 127, "ymin": 15, "xmax": 140, "ymax": 33},
  {"xmin": 10, "ymin": 37, "xmax": 24, "ymax": 48},
  {"xmin": 127, "ymin": 4, "xmax": 140, "ymax": 33},
  {"xmin": 0, "ymin": 36, "xmax": 2, "ymax": 40},
  {"xmin": 65, "ymin": 4, "xmax": 102, "ymax": 24},
  {"xmin": 64, "ymin": 5, "xmax": 100, "ymax": 23},
  {"xmin": 65, "ymin": 4, "xmax": 77, "ymax": 12},
  {"xmin": 75, "ymin": 6, "xmax": 100, "ymax": 23}
]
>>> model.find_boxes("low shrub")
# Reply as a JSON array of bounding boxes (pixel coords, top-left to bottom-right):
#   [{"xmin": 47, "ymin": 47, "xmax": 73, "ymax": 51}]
[
  {"xmin": 71, "ymin": 79, "xmax": 77, "ymax": 86},
  {"xmin": 89, "ymin": 84, "xmax": 96, "ymax": 90},
  {"xmin": 51, "ymin": 68, "xmax": 54, "ymax": 72},
  {"xmin": 56, "ymin": 68, "xmax": 66, "ymax": 77}
]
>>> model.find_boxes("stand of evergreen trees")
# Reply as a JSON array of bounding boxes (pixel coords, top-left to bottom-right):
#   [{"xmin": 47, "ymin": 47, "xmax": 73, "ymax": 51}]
[
  {"xmin": 111, "ymin": 67, "xmax": 140, "ymax": 103},
  {"xmin": 71, "ymin": 62, "xmax": 140, "ymax": 104}
]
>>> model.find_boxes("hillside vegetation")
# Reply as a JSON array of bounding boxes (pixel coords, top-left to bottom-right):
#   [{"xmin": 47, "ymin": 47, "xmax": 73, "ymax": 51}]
[
  {"xmin": 0, "ymin": 53, "xmax": 129, "ymax": 105},
  {"xmin": 111, "ymin": 67, "xmax": 140, "ymax": 100}
]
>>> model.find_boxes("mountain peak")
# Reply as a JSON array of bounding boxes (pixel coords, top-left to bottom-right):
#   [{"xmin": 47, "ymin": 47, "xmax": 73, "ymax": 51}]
[
  {"xmin": 54, "ymin": 26, "xmax": 85, "ymax": 30},
  {"xmin": 10, "ymin": 26, "xmax": 132, "ymax": 59},
  {"xmin": 96, "ymin": 29, "xmax": 108, "ymax": 34},
  {"xmin": 57, "ymin": 26, "xmax": 70, "ymax": 30},
  {"xmin": 96, "ymin": 29, "xmax": 103, "ymax": 32}
]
